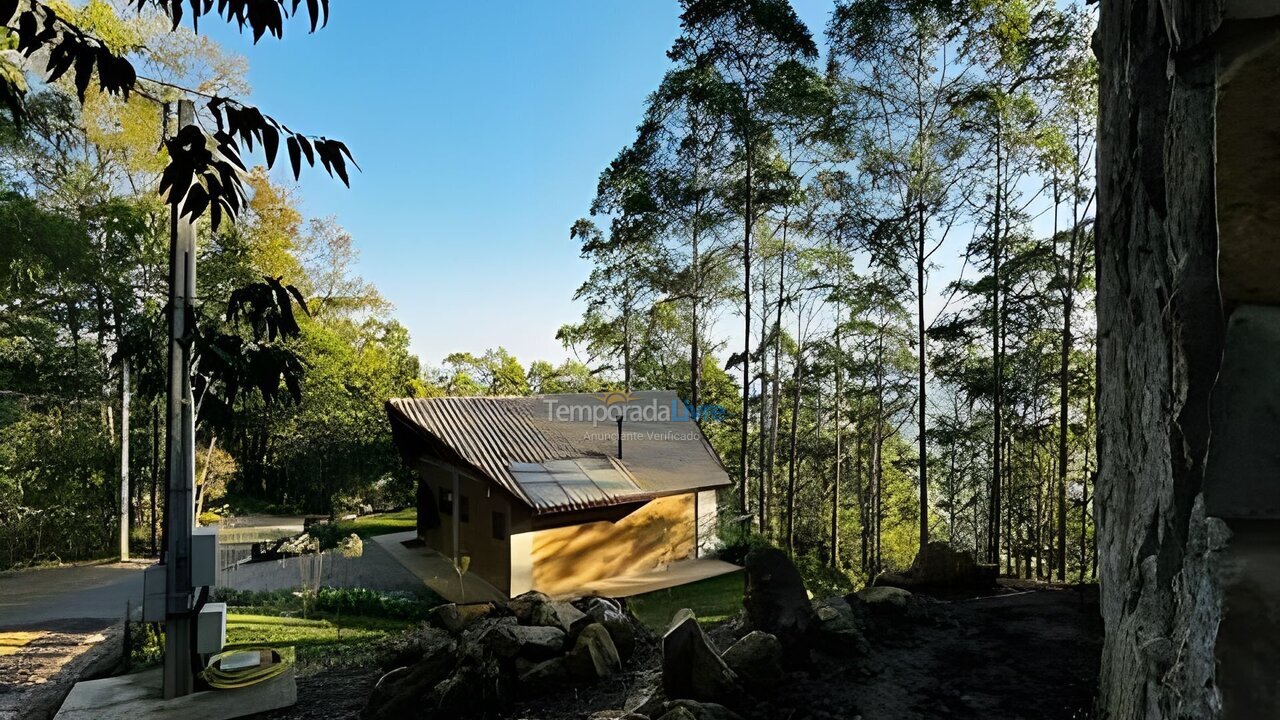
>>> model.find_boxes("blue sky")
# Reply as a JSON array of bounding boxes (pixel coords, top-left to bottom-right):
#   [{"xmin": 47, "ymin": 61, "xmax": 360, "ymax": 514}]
[{"xmin": 205, "ymin": 1, "xmax": 837, "ymax": 369}]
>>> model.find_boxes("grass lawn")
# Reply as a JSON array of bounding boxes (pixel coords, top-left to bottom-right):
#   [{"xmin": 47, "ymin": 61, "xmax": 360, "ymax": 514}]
[
  {"xmin": 628, "ymin": 570, "xmax": 744, "ymax": 632},
  {"xmin": 224, "ymin": 611, "xmax": 414, "ymax": 666},
  {"xmin": 334, "ymin": 508, "xmax": 416, "ymax": 539}
]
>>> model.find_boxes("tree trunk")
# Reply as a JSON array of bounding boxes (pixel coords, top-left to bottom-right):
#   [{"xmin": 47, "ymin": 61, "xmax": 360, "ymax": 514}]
[
  {"xmin": 916, "ymin": 204, "xmax": 929, "ymax": 557},
  {"xmin": 690, "ymin": 225, "xmax": 701, "ymax": 414},
  {"xmin": 785, "ymin": 350, "xmax": 803, "ymax": 557},
  {"xmin": 832, "ymin": 323, "xmax": 843, "ymax": 569},
  {"xmin": 739, "ymin": 144, "xmax": 753, "ymax": 526},
  {"xmin": 988, "ymin": 120, "xmax": 1004, "ymax": 567},
  {"xmin": 758, "ymin": 247, "xmax": 771, "ymax": 534},
  {"xmin": 1055, "ymin": 179, "xmax": 1073, "ymax": 582},
  {"xmin": 1095, "ymin": 1, "xmax": 1227, "ymax": 717}
]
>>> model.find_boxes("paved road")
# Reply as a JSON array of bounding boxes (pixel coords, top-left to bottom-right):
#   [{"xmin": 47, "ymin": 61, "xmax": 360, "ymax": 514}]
[
  {"xmin": 218, "ymin": 538, "xmax": 429, "ymax": 597},
  {"xmin": 0, "ymin": 563, "xmax": 144, "ymax": 631}
]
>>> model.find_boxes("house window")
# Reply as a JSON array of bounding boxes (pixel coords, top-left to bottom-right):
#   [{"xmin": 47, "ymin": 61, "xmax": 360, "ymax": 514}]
[
  {"xmin": 438, "ymin": 487, "xmax": 453, "ymax": 515},
  {"xmin": 492, "ymin": 511, "xmax": 507, "ymax": 541},
  {"xmin": 459, "ymin": 495, "xmax": 470, "ymax": 523}
]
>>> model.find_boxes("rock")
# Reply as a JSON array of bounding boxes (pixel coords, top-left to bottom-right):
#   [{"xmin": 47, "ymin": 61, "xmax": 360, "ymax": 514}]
[
  {"xmin": 509, "ymin": 590, "xmax": 552, "ymax": 624},
  {"xmin": 663, "ymin": 700, "xmax": 744, "ymax": 720},
  {"xmin": 436, "ymin": 656, "xmax": 514, "ymax": 716},
  {"xmin": 533, "ymin": 600, "xmax": 589, "ymax": 635},
  {"xmin": 429, "ymin": 602, "xmax": 495, "ymax": 634},
  {"xmin": 517, "ymin": 656, "xmax": 570, "ymax": 689},
  {"xmin": 854, "ymin": 586, "xmax": 913, "ymax": 617},
  {"xmin": 582, "ymin": 596, "xmax": 626, "ymax": 622},
  {"xmin": 632, "ymin": 691, "xmax": 670, "ymax": 718},
  {"xmin": 874, "ymin": 542, "xmax": 997, "ymax": 595},
  {"xmin": 720, "ymin": 630, "xmax": 783, "ymax": 687},
  {"xmin": 484, "ymin": 623, "xmax": 566, "ymax": 660},
  {"xmin": 461, "ymin": 616, "xmax": 518, "ymax": 650},
  {"xmin": 742, "ymin": 547, "xmax": 814, "ymax": 665},
  {"xmin": 604, "ymin": 617, "xmax": 637, "ymax": 661},
  {"xmin": 580, "ymin": 597, "xmax": 640, "ymax": 660},
  {"xmin": 658, "ymin": 708, "xmax": 698, "ymax": 720},
  {"xmin": 662, "ymin": 608, "xmax": 743, "ymax": 706},
  {"xmin": 810, "ymin": 596, "xmax": 868, "ymax": 656},
  {"xmin": 361, "ymin": 631, "xmax": 458, "ymax": 719},
  {"xmin": 566, "ymin": 622, "xmax": 622, "ymax": 680},
  {"xmin": 380, "ymin": 625, "xmax": 455, "ymax": 670}
]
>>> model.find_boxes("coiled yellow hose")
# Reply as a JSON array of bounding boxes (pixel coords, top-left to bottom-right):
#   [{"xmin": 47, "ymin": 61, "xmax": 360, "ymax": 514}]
[{"xmin": 200, "ymin": 647, "xmax": 293, "ymax": 689}]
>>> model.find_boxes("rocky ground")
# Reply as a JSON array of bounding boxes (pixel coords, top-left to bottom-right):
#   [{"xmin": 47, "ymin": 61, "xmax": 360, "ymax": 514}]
[{"xmin": 253, "ymin": 551, "xmax": 1101, "ymax": 720}]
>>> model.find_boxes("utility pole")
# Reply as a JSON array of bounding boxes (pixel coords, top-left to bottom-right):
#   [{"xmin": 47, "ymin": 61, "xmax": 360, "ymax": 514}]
[
  {"xmin": 120, "ymin": 357, "xmax": 131, "ymax": 560},
  {"xmin": 151, "ymin": 402, "xmax": 159, "ymax": 557},
  {"xmin": 162, "ymin": 99, "xmax": 197, "ymax": 700}
]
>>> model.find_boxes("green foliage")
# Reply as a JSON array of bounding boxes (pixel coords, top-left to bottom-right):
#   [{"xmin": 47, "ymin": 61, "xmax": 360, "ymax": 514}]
[
  {"xmin": 334, "ymin": 508, "xmax": 417, "ymax": 539},
  {"xmin": 211, "ymin": 586, "xmax": 443, "ymax": 622},
  {"xmin": 125, "ymin": 619, "xmax": 165, "ymax": 670}
]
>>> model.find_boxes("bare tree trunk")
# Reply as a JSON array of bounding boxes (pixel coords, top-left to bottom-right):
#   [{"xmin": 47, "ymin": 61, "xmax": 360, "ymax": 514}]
[
  {"xmin": 988, "ymin": 120, "xmax": 1004, "ymax": 567},
  {"xmin": 785, "ymin": 349, "xmax": 803, "ymax": 557},
  {"xmin": 1095, "ymin": 2, "xmax": 1226, "ymax": 716},
  {"xmin": 916, "ymin": 205, "xmax": 929, "ymax": 557},
  {"xmin": 758, "ymin": 248, "xmax": 771, "ymax": 534},
  {"xmin": 690, "ymin": 226, "xmax": 701, "ymax": 413},
  {"xmin": 1055, "ymin": 179, "xmax": 1073, "ymax": 582},
  {"xmin": 831, "ymin": 322, "xmax": 843, "ymax": 569},
  {"xmin": 739, "ymin": 145, "xmax": 753, "ymax": 526}
]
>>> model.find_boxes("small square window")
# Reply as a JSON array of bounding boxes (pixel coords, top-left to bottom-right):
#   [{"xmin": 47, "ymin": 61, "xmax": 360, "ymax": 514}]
[
  {"xmin": 492, "ymin": 511, "xmax": 507, "ymax": 541},
  {"xmin": 438, "ymin": 487, "xmax": 453, "ymax": 515},
  {"xmin": 459, "ymin": 495, "xmax": 470, "ymax": 523}
]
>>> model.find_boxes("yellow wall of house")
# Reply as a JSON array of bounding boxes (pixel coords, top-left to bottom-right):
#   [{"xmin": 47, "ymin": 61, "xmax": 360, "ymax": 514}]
[{"xmin": 526, "ymin": 493, "xmax": 696, "ymax": 597}]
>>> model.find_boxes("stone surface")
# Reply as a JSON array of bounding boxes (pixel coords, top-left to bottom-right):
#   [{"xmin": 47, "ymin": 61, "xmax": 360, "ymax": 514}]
[
  {"xmin": 508, "ymin": 591, "xmax": 552, "ymax": 624},
  {"xmin": 517, "ymin": 656, "xmax": 570, "ymax": 689},
  {"xmin": 53, "ymin": 665, "xmax": 296, "ymax": 720},
  {"xmin": 484, "ymin": 623, "xmax": 566, "ymax": 660},
  {"xmin": 662, "ymin": 608, "xmax": 742, "ymax": 706},
  {"xmin": 658, "ymin": 707, "xmax": 698, "ymax": 720},
  {"xmin": 661, "ymin": 700, "xmax": 745, "ymax": 720},
  {"xmin": 581, "ymin": 597, "xmax": 638, "ymax": 660},
  {"xmin": 874, "ymin": 542, "xmax": 996, "ymax": 595},
  {"xmin": 532, "ymin": 600, "xmax": 588, "ymax": 636},
  {"xmin": 810, "ymin": 595, "xmax": 866, "ymax": 655},
  {"xmin": 362, "ymin": 631, "xmax": 457, "ymax": 719},
  {"xmin": 720, "ymin": 631, "xmax": 783, "ymax": 687},
  {"xmin": 565, "ymin": 623, "xmax": 622, "ymax": 681},
  {"xmin": 742, "ymin": 548, "xmax": 813, "ymax": 664},
  {"xmin": 854, "ymin": 586, "xmax": 913, "ymax": 617},
  {"xmin": 429, "ymin": 602, "xmax": 495, "ymax": 634}
]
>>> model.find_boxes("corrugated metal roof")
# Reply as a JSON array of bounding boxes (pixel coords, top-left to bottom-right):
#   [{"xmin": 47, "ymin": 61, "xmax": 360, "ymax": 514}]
[{"xmin": 386, "ymin": 391, "xmax": 732, "ymax": 515}]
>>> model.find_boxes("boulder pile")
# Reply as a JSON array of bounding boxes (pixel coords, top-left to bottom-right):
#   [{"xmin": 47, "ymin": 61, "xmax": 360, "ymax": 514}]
[{"xmin": 363, "ymin": 591, "xmax": 645, "ymax": 719}]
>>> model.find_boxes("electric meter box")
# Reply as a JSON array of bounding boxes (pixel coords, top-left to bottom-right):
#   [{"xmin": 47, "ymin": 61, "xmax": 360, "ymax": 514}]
[
  {"xmin": 192, "ymin": 525, "xmax": 219, "ymax": 588},
  {"xmin": 197, "ymin": 602, "xmax": 227, "ymax": 655},
  {"xmin": 142, "ymin": 564, "xmax": 167, "ymax": 622}
]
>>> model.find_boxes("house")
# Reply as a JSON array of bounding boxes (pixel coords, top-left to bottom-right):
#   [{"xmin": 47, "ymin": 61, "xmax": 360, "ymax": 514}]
[{"xmin": 385, "ymin": 390, "xmax": 731, "ymax": 598}]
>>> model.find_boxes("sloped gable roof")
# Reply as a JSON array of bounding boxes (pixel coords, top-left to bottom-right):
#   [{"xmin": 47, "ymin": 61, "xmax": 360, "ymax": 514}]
[{"xmin": 387, "ymin": 390, "xmax": 731, "ymax": 514}]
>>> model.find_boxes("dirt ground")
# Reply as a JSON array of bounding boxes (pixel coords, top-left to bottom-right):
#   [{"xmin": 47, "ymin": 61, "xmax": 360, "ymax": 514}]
[
  {"xmin": 0, "ymin": 619, "xmax": 124, "ymax": 720},
  {"xmin": 254, "ymin": 581, "xmax": 1102, "ymax": 720}
]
